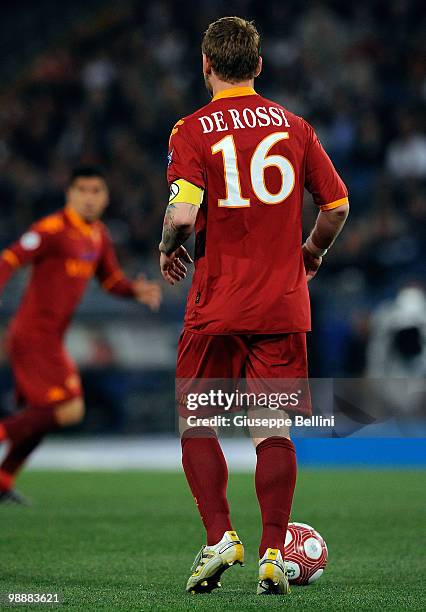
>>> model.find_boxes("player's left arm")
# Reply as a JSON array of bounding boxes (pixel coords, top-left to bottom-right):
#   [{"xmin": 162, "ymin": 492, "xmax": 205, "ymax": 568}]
[
  {"xmin": 303, "ymin": 204, "xmax": 349, "ymax": 281},
  {"xmin": 159, "ymin": 180, "xmax": 202, "ymax": 285},
  {"xmin": 97, "ymin": 228, "xmax": 161, "ymax": 311},
  {"xmin": 160, "ymin": 119, "xmax": 205, "ymax": 285},
  {"xmin": 302, "ymin": 121, "xmax": 350, "ymax": 281}
]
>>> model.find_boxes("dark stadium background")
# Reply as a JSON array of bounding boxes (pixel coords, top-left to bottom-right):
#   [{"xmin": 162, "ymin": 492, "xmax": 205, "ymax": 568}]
[{"xmin": 0, "ymin": 0, "xmax": 424, "ymax": 439}]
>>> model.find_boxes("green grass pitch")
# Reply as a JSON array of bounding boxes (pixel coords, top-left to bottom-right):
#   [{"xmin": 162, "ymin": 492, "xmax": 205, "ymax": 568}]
[{"xmin": 1, "ymin": 469, "xmax": 425, "ymax": 611}]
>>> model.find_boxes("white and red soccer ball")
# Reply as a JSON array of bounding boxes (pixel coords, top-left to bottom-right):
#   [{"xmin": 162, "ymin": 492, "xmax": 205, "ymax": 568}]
[{"xmin": 284, "ymin": 522, "xmax": 328, "ymax": 585}]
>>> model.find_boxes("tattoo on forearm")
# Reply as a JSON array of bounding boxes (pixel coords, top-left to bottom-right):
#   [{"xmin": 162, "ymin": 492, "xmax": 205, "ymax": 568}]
[{"xmin": 160, "ymin": 204, "xmax": 195, "ymax": 255}]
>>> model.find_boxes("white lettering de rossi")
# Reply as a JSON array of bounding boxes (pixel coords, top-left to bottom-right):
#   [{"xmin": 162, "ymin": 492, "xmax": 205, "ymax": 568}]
[{"xmin": 198, "ymin": 105, "xmax": 291, "ymax": 134}]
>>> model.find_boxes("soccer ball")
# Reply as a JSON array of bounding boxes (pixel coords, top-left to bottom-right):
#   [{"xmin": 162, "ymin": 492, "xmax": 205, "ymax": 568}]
[{"xmin": 284, "ymin": 522, "xmax": 328, "ymax": 585}]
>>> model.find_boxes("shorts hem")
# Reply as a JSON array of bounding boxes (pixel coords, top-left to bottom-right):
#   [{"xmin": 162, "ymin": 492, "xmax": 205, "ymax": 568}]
[{"xmin": 182, "ymin": 326, "xmax": 311, "ymax": 335}]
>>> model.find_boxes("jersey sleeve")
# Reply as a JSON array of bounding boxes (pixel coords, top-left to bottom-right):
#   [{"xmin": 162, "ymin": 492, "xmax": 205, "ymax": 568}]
[
  {"xmin": 96, "ymin": 228, "xmax": 136, "ymax": 298},
  {"xmin": 304, "ymin": 121, "xmax": 349, "ymax": 211},
  {"xmin": 0, "ymin": 220, "xmax": 58, "ymax": 295},
  {"xmin": 167, "ymin": 119, "xmax": 206, "ymax": 189}
]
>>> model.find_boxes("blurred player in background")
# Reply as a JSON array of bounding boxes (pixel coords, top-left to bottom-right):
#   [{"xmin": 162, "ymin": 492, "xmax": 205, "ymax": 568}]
[
  {"xmin": 0, "ymin": 166, "xmax": 161, "ymax": 504},
  {"xmin": 159, "ymin": 17, "xmax": 349, "ymax": 595}
]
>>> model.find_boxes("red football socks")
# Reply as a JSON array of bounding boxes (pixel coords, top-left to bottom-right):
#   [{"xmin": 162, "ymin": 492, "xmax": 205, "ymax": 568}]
[
  {"xmin": 255, "ymin": 436, "xmax": 297, "ymax": 558},
  {"xmin": 0, "ymin": 406, "xmax": 57, "ymax": 446},
  {"xmin": 181, "ymin": 428, "xmax": 233, "ymax": 545},
  {"xmin": 0, "ymin": 434, "xmax": 45, "ymax": 492},
  {"xmin": 0, "ymin": 469, "xmax": 14, "ymax": 492}
]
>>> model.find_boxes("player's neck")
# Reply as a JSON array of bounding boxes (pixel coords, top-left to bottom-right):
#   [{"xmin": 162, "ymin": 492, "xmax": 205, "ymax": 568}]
[
  {"xmin": 65, "ymin": 204, "xmax": 95, "ymax": 227},
  {"xmin": 211, "ymin": 78, "xmax": 255, "ymax": 98}
]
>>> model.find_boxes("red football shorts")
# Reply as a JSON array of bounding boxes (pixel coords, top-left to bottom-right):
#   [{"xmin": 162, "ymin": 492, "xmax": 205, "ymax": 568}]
[
  {"xmin": 176, "ymin": 330, "xmax": 312, "ymax": 416},
  {"xmin": 6, "ymin": 331, "xmax": 82, "ymax": 409}
]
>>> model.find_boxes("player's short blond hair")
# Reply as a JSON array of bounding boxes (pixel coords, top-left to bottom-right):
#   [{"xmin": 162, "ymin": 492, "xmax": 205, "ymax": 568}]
[{"xmin": 202, "ymin": 16, "xmax": 261, "ymax": 83}]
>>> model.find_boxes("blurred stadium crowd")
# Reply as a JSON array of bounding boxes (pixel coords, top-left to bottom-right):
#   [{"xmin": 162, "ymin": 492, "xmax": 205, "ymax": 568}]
[{"xmin": 0, "ymin": 0, "xmax": 425, "ymax": 430}]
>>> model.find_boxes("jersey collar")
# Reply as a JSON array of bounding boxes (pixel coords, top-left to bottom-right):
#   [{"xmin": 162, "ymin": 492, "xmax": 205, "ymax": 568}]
[
  {"xmin": 212, "ymin": 86, "xmax": 257, "ymax": 102},
  {"xmin": 64, "ymin": 205, "xmax": 96, "ymax": 237}
]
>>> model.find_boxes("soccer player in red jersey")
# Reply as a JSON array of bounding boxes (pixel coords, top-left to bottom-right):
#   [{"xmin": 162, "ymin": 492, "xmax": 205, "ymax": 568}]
[
  {"xmin": 0, "ymin": 166, "xmax": 161, "ymax": 504},
  {"xmin": 159, "ymin": 18, "xmax": 349, "ymax": 594}
]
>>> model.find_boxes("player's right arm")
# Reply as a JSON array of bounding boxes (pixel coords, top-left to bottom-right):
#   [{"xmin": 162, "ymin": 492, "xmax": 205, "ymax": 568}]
[
  {"xmin": 0, "ymin": 216, "xmax": 61, "ymax": 296},
  {"xmin": 302, "ymin": 122, "xmax": 350, "ymax": 281}
]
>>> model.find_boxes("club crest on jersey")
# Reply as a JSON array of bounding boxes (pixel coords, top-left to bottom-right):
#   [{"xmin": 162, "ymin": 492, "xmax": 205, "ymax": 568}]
[
  {"xmin": 167, "ymin": 149, "xmax": 174, "ymax": 166},
  {"xmin": 20, "ymin": 231, "xmax": 41, "ymax": 251}
]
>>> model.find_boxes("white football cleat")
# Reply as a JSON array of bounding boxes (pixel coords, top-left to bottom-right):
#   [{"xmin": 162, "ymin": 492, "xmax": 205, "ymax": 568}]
[
  {"xmin": 257, "ymin": 548, "xmax": 290, "ymax": 595},
  {"xmin": 186, "ymin": 530, "xmax": 244, "ymax": 594}
]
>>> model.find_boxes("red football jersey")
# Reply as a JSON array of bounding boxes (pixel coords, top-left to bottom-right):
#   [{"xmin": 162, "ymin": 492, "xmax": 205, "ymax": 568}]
[
  {"xmin": 0, "ymin": 206, "xmax": 135, "ymax": 338},
  {"xmin": 167, "ymin": 87, "xmax": 348, "ymax": 334}
]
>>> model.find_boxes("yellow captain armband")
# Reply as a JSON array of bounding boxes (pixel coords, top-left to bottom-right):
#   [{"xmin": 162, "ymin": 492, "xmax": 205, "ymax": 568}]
[{"xmin": 168, "ymin": 179, "xmax": 204, "ymax": 207}]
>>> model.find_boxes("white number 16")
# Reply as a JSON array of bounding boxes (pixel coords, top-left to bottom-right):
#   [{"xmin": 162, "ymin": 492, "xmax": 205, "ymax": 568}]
[{"xmin": 211, "ymin": 132, "xmax": 295, "ymax": 207}]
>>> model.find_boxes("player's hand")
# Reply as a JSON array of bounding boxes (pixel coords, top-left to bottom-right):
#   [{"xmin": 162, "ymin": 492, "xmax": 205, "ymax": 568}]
[
  {"xmin": 132, "ymin": 274, "xmax": 162, "ymax": 311},
  {"xmin": 302, "ymin": 244, "xmax": 322, "ymax": 282},
  {"xmin": 159, "ymin": 245, "xmax": 193, "ymax": 286}
]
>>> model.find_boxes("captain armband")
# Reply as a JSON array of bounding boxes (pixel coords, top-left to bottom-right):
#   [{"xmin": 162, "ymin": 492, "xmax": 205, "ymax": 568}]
[{"xmin": 168, "ymin": 179, "xmax": 204, "ymax": 207}]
